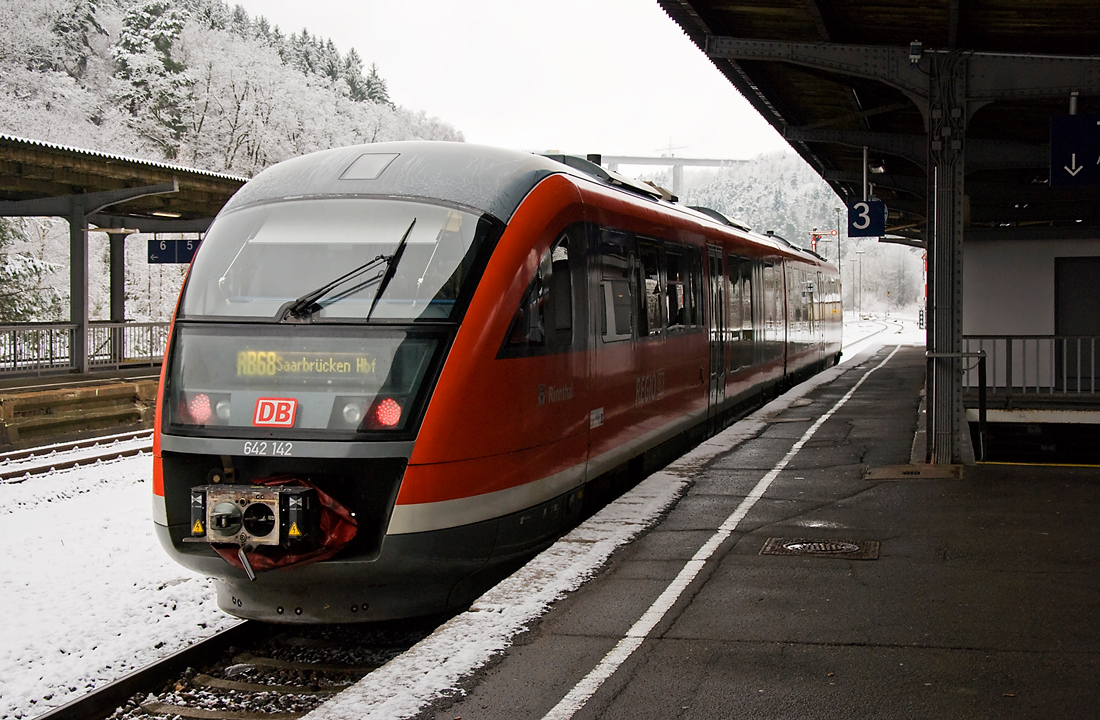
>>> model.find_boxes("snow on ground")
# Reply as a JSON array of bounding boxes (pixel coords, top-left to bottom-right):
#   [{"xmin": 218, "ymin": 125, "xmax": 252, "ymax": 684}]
[
  {"xmin": 0, "ymin": 317, "xmax": 923, "ymax": 720},
  {"xmin": 0, "ymin": 454, "xmax": 237, "ymax": 720}
]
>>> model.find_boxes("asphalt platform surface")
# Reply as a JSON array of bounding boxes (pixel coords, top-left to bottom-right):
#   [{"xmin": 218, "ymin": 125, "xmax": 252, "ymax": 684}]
[{"xmin": 418, "ymin": 343, "xmax": 1100, "ymax": 719}]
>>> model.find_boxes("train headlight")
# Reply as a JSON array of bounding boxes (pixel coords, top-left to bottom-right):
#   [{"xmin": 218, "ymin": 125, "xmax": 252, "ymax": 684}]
[
  {"xmin": 342, "ymin": 402, "xmax": 363, "ymax": 424},
  {"xmin": 215, "ymin": 399, "xmax": 232, "ymax": 421}
]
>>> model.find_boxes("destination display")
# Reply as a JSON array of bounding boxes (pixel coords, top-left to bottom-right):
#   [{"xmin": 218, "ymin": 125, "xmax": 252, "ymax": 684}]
[{"xmin": 236, "ymin": 350, "xmax": 378, "ymax": 378}]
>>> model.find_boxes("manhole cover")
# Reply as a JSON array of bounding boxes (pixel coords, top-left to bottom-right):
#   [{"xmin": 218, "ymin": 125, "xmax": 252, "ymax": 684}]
[{"xmin": 760, "ymin": 537, "xmax": 880, "ymax": 560}]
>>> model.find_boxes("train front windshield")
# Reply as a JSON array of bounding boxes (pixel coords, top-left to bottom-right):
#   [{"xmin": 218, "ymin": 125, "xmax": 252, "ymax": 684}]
[
  {"xmin": 165, "ymin": 197, "xmax": 499, "ymax": 438},
  {"xmin": 181, "ymin": 198, "xmax": 492, "ymax": 321}
]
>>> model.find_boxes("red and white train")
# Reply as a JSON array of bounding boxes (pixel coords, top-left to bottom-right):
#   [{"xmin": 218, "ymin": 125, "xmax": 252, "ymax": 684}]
[{"xmin": 153, "ymin": 142, "xmax": 842, "ymax": 622}]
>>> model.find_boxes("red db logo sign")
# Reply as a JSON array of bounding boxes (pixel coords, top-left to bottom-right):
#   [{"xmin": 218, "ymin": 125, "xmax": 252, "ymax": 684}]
[{"xmin": 253, "ymin": 398, "xmax": 297, "ymax": 427}]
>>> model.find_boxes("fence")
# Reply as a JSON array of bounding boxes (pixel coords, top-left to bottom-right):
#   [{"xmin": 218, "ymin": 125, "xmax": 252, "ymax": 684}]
[
  {"xmin": 88, "ymin": 322, "xmax": 170, "ymax": 369},
  {"xmin": 0, "ymin": 322, "xmax": 169, "ymax": 376},
  {"xmin": 962, "ymin": 335, "xmax": 1100, "ymax": 398},
  {"xmin": 0, "ymin": 323, "xmax": 78, "ymax": 374}
]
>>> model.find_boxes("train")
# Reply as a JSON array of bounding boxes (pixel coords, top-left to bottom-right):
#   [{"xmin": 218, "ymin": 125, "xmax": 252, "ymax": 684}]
[{"xmin": 153, "ymin": 141, "xmax": 842, "ymax": 623}]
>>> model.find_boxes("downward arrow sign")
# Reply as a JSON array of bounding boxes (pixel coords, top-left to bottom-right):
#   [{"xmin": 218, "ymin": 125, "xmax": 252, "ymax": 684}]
[{"xmin": 1066, "ymin": 153, "xmax": 1084, "ymax": 176}]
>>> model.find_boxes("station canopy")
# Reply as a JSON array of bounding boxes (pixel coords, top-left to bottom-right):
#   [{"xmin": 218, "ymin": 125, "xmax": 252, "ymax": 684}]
[
  {"xmin": 659, "ymin": 0, "xmax": 1100, "ymax": 245},
  {"xmin": 0, "ymin": 134, "xmax": 245, "ymax": 231}
]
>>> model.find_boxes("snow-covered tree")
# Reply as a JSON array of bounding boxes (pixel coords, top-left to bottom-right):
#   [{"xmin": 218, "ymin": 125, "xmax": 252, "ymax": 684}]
[
  {"xmin": 49, "ymin": 0, "xmax": 108, "ymax": 80},
  {"xmin": 361, "ymin": 62, "xmax": 392, "ymax": 107},
  {"xmin": 0, "ymin": 220, "xmax": 63, "ymax": 322},
  {"xmin": 112, "ymin": 0, "xmax": 191, "ymax": 157}
]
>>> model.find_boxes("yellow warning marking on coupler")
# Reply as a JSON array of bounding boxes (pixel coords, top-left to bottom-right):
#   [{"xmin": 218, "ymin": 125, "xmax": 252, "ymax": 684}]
[
  {"xmin": 192, "ymin": 520, "xmax": 204, "ymax": 534},
  {"xmin": 288, "ymin": 522, "xmax": 301, "ymax": 538}
]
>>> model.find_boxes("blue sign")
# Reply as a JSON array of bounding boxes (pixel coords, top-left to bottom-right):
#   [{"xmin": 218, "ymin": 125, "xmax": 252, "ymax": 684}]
[
  {"xmin": 1050, "ymin": 114, "xmax": 1100, "ymax": 187},
  {"xmin": 148, "ymin": 238, "xmax": 200, "ymax": 264},
  {"xmin": 848, "ymin": 199, "xmax": 887, "ymax": 237}
]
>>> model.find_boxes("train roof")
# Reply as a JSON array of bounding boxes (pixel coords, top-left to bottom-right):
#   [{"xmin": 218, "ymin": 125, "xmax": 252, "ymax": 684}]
[
  {"xmin": 220, "ymin": 141, "xmax": 836, "ymax": 270},
  {"xmin": 222, "ymin": 141, "xmax": 568, "ymax": 222}
]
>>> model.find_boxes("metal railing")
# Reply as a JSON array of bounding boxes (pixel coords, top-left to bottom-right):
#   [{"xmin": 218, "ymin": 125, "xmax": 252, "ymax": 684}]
[
  {"xmin": 962, "ymin": 335, "xmax": 1100, "ymax": 398},
  {"xmin": 88, "ymin": 322, "xmax": 170, "ymax": 369},
  {"xmin": 0, "ymin": 322, "xmax": 169, "ymax": 376},
  {"xmin": 0, "ymin": 323, "xmax": 78, "ymax": 374}
]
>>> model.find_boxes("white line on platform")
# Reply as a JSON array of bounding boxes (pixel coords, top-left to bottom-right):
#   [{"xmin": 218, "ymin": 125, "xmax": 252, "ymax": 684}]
[{"xmin": 540, "ymin": 344, "xmax": 903, "ymax": 720}]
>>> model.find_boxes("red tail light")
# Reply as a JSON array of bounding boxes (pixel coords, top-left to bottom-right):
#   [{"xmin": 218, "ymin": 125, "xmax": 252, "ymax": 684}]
[
  {"xmin": 186, "ymin": 393, "xmax": 212, "ymax": 424},
  {"xmin": 365, "ymin": 397, "xmax": 402, "ymax": 429}
]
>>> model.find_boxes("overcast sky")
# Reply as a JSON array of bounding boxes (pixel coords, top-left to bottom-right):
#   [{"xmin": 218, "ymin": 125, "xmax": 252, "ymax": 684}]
[{"xmin": 232, "ymin": 0, "xmax": 791, "ymax": 161}]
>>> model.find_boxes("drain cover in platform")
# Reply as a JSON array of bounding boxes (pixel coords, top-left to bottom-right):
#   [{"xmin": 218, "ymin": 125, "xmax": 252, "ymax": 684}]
[
  {"xmin": 760, "ymin": 537, "xmax": 880, "ymax": 560},
  {"xmin": 864, "ymin": 464, "xmax": 963, "ymax": 481}
]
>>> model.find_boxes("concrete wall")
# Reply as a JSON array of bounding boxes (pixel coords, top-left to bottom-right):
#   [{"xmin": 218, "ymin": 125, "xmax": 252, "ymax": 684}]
[
  {"xmin": 963, "ymin": 237, "xmax": 1100, "ymax": 392},
  {"xmin": 963, "ymin": 237, "xmax": 1100, "ymax": 336}
]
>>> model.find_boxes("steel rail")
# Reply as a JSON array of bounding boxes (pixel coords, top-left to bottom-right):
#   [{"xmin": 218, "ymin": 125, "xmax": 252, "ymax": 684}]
[
  {"xmin": 0, "ymin": 432, "xmax": 153, "ymax": 482},
  {"xmin": 33, "ymin": 622, "xmax": 260, "ymax": 720}
]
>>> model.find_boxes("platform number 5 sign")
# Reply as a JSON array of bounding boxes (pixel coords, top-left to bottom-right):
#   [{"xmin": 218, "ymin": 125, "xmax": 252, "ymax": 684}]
[{"xmin": 847, "ymin": 199, "xmax": 887, "ymax": 237}]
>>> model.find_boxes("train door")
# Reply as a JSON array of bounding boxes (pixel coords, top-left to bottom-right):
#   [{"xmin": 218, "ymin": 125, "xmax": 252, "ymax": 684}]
[{"xmin": 707, "ymin": 246, "xmax": 726, "ymax": 423}]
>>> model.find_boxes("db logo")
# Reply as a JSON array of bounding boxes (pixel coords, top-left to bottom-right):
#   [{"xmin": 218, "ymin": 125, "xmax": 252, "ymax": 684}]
[{"xmin": 253, "ymin": 398, "xmax": 297, "ymax": 427}]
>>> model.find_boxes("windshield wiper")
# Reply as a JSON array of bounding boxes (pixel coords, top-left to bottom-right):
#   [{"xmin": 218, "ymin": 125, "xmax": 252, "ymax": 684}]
[
  {"xmin": 278, "ymin": 218, "xmax": 416, "ymax": 320},
  {"xmin": 366, "ymin": 218, "xmax": 415, "ymax": 321}
]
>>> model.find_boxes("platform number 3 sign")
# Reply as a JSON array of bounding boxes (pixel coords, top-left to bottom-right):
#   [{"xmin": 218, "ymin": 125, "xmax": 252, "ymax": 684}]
[{"xmin": 847, "ymin": 199, "xmax": 887, "ymax": 237}]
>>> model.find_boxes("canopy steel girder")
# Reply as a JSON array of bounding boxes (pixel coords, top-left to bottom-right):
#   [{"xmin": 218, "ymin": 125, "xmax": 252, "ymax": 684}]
[
  {"xmin": 87, "ymin": 213, "xmax": 213, "ymax": 233},
  {"xmin": 784, "ymin": 129, "xmax": 1048, "ymax": 171},
  {"xmin": 0, "ymin": 180, "xmax": 178, "ymax": 217},
  {"xmin": 706, "ymin": 36, "xmax": 1100, "ymax": 463},
  {"xmin": 821, "ymin": 171, "xmax": 926, "ymax": 197},
  {"xmin": 705, "ymin": 37, "xmax": 1100, "ymax": 122}
]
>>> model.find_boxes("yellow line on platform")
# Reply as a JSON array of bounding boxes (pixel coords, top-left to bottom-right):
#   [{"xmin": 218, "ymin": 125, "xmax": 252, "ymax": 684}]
[{"xmin": 978, "ymin": 461, "xmax": 1100, "ymax": 469}]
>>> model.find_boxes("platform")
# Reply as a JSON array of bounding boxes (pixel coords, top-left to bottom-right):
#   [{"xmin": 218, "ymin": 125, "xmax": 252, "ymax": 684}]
[
  {"xmin": 414, "ymin": 343, "xmax": 1100, "ymax": 719},
  {"xmin": 0, "ymin": 369, "xmax": 158, "ymax": 449}
]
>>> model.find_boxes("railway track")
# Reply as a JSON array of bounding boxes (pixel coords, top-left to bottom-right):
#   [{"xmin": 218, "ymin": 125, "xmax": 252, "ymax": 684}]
[
  {"xmin": 36, "ymin": 617, "xmax": 443, "ymax": 720},
  {"xmin": 0, "ymin": 430, "xmax": 152, "ymax": 482}
]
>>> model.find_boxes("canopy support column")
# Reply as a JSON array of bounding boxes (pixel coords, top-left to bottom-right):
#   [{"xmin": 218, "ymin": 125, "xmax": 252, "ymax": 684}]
[{"xmin": 925, "ymin": 52, "xmax": 969, "ymax": 463}]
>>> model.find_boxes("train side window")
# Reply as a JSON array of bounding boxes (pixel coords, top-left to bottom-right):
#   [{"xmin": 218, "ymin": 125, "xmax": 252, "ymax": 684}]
[
  {"xmin": 788, "ymin": 267, "xmax": 801, "ymax": 325},
  {"xmin": 666, "ymin": 247, "xmax": 689, "ymax": 330},
  {"xmin": 690, "ymin": 247, "xmax": 704, "ymax": 327},
  {"xmin": 727, "ymin": 255, "xmax": 755, "ymax": 370},
  {"xmin": 637, "ymin": 240, "xmax": 663, "ymax": 336},
  {"xmin": 762, "ymin": 262, "xmax": 781, "ymax": 355},
  {"xmin": 673, "ymin": 245, "xmax": 703, "ymax": 328},
  {"xmin": 504, "ymin": 233, "xmax": 573, "ymax": 351},
  {"xmin": 599, "ymin": 229, "xmax": 634, "ymax": 343}
]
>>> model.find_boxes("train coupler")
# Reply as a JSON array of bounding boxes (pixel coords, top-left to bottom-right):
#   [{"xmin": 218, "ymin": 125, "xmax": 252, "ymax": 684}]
[
  {"xmin": 187, "ymin": 484, "xmax": 318, "ymax": 549},
  {"xmin": 185, "ymin": 476, "xmax": 358, "ymax": 576}
]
